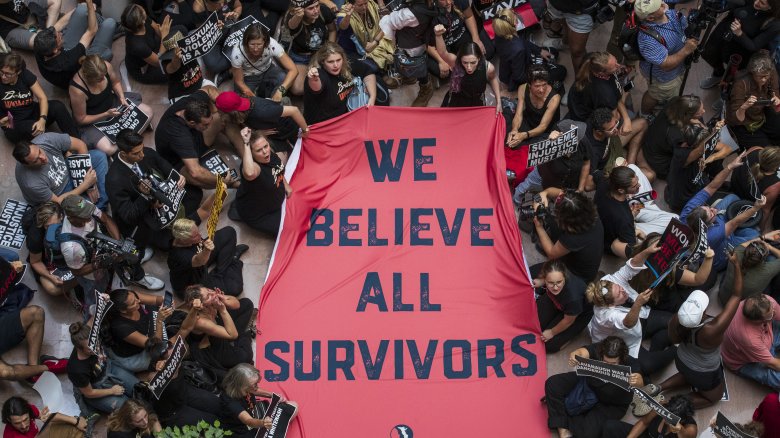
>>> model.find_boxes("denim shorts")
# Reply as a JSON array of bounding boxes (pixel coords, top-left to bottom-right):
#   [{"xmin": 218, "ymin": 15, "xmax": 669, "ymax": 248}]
[
  {"xmin": 289, "ymin": 51, "xmax": 312, "ymax": 65},
  {"xmin": 546, "ymin": 2, "xmax": 595, "ymax": 34}
]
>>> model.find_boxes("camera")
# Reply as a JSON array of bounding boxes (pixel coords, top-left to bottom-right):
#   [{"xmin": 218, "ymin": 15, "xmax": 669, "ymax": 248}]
[
  {"xmin": 519, "ymin": 194, "xmax": 548, "ymax": 222},
  {"xmin": 87, "ymin": 230, "xmax": 141, "ymax": 266},
  {"xmin": 754, "ymin": 98, "xmax": 774, "ymax": 106}
]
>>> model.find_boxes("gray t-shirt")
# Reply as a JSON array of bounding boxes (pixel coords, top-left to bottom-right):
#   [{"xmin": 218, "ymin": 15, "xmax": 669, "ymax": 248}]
[{"xmin": 15, "ymin": 132, "xmax": 72, "ymax": 206}]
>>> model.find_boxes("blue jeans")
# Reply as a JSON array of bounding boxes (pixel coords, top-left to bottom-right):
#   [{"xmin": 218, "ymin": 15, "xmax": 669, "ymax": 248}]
[
  {"xmin": 82, "ymin": 360, "xmax": 137, "ymax": 413},
  {"xmin": 737, "ymin": 321, "xmax": 780, "ymax": 390},
  {"xmin": 108, "ymin": 348, "xmax": 151, "ymax": 373},
  {"xmin": 58, "ymin": 149, "xmax": 109, "ymax": 210},
  {"xmin": 718, "ymin": 194, "xmax": 761, "ymax": 246},
  {"xmin": 62, "ymin": 4, "xmax": 116, "ymax": 61}
]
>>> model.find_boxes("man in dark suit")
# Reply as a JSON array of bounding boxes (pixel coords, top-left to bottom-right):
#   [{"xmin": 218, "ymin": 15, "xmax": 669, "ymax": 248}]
[{"xmin": 105, "ymin": 129, "xmax": 210, "ymax": 253}]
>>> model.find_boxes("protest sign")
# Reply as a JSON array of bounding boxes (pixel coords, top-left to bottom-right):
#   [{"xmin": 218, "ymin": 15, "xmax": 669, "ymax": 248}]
[
  {"xmin": 200, "ymin": 149, "xmax": 239, "ymax": 180},
  {"xmin": 713, "ymin": 411, "xmax": 757, "ymax": 438},
  {"xmin": 257, "ymin": 107, "xmax": 546, "ymax": 437},
  {"xmin": 153, "ymin": 170, "xmax": 187, "ymax": 229},
  {"xmin": 66, "ymin": 154, "xmax": 92, "ymax": 187},
  {"xmin": 260, "ymin": 393, "xmax": 294, "ymax": 438},
  {"xmin": 88, "ymin": 291, "xmax": 112, "ymax": 353},
  {"xmin": 684, "ymin": 219, "xmax": 709, "ymax": 265},
  {"xmin": 93, "ymin": 99, "xmax": 150, "ymax": 144},
  {"xmin": 692, "ymin": 128, "xmax": 721, "ymax": 185},
  {"xmin": 50, "ymin": 268, "xmax": 74, "ymax": 282},
  {"xmin": 574, "ymin": 355, "xmax": 632, "ymax": 391},
  {"xmin": 631, "ymin": 387, "xmax": 680, "ymax": 426},
  {"xmin": 149, "ymin": 335, "xmax": 188, "ymax": 399},
  {"xmin": 221, "ymin": 16, "xmax": 266, "ymax": 61},
  {"xmin": 0, "ymin": 199, "xmax": 30, "ymax": 250},
  {"xmin": 207, "ymin": 173, "xmax": 225, "ymax": 240},
  {"xmin": 526, "ymin": 126, "xmax": 578, "ymax": 167},
  {"xmin": 33, "ymin": 372, "xmax": 80, "ymax": 418},
  {"xmin": 178, "ymin": 12, "xmax": 222, "ymax": 64},
  {"xmin": 477, "ymin": 0, "xmax": 538, "ymax": 38},
  {"xmin": 646, "ymin": 219, "xmax": 692, "ymax": 278}
]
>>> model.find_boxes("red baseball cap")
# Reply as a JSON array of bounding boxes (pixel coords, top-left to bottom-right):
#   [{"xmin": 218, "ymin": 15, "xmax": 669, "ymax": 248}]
[{"xmin": 216, "ymin": 91, "xmax": 250, "ymax": 112}]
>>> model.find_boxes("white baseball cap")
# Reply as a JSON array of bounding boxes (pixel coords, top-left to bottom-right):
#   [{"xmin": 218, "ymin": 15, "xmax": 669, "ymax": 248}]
[{"xmin": 678, "ymin": 290, "xmax": 709, "ymax": 328}]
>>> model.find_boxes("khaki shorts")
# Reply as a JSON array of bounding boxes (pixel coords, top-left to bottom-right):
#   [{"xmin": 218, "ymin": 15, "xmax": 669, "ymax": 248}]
[{"xmin": 646, "ymin": 75, "xmax": 683, "ymax": 104}]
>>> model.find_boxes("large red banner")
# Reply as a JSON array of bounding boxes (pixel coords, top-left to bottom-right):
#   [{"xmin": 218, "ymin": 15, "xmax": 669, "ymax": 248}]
[{"xmin": 257, "ymin": 106, "xmax": 546, "ymax": 437}]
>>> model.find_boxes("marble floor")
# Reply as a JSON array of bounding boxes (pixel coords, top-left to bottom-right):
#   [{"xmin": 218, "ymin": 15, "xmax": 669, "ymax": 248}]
[{"xmin": 0, "ymin": 0, "xmax": 772, "ymax": 435}]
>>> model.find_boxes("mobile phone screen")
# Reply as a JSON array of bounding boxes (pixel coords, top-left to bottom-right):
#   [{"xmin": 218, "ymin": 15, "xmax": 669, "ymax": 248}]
[{"xmin": 163, "ymin": 290, "xmax": 173, "ymax": 307}]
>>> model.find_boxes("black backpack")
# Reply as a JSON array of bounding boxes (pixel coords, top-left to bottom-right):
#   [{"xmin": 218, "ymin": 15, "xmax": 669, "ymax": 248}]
[{"xmin": 619, "ymin": 11, "xmax": 667, "ymax": 62}]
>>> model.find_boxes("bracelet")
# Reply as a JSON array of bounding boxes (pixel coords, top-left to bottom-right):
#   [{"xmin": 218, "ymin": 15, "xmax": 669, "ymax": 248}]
[
  {"xmin": 277, "ymin": 85, "xmax": 287, "ymax": 96},
  {"xmin": 39, "ymin": 114, "xmax": 47, "ymax": 120}
]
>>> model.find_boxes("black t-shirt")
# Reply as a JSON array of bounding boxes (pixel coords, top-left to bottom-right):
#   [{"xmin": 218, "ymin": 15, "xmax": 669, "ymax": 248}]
[
  {"xmin": 155, "ymin": 91, "xmax": 210, "ymax": 169},
  {"xmin": 434, "ymin": 1, "xmax": 469, "ymax": 51},
  {"xmin": 219, "ymin": 393, "xmax": 259, "ymax": 436},
  {"xmin": 160, "ymin": 50, "xmax": 204, "ymax": 100},
  {"xmin": 109, "ymin": 308, "xmax": 155, "ymax": 357},
  {"xmin": 643, "ymin": 415, "xmax": 697, "ymax": 438},
  {"xmin": 167, "ymin": 244, "xmax": 206, "ymax": 292},
  {"xmin": 236, "ymin": 153, "xmax": 285, "ymax": 221},
  {"xmin": 125, "ymin": 21, "xmax": 161, "ymax": 79},
  {"xmin": 594, "ymin": 178, "xmax": 635, "ymax": 251},
  {"xmin": 582, "ymin": 128, "xmax": 609, "ymax": 179},
  {"xmin": 0, "ymin": 1, "xmax": 29, "ymax": 38},
  {"xmin": 244, "ymin": 97, "xmax": 285, "ymax": 130},
  {"xmin": 0, "ymin": 68, "xmax": 37, "ymax": 122},
  {"xmin": 641, "ymin": 112, "xmax": 683, "ymax": 180},
  {"xmin": 567, "ymin": 74, "xmax": 623, "ymax": 122},
  {"xmin": 537, "ymin": 139, "xmax": 589, "ymax": 190},
  {"xmin": 665, "ymin": 143, "xmax": 703, "ymax": 212},
  {"xmin": 36, "ymin": 43, "xmax": 86, "ymax": 90},
  {"xmin": 544, "ymin": 272, "xmax": 586, "ymax": 316},
  {"xmin": 557, "ymin": 219, "xmax": 604, "ymax": 282},
  {"xmin": 289, "ymin": 6, "xmax": 335, "ymax": 55},
  {"xmin": 153, "ymin": 373, "xmax": 188, "ymax": 419},
  {"xmin": 66, "ymin": 348, "xmax": 107, "ymax": 388},
  {"xmin": 303, "ymin": 64, "xmax": 361, "ymax": 124}
]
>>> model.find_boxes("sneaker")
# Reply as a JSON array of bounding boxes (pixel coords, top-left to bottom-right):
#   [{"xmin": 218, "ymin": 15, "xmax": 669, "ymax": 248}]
[
  {"xmin": 234, "ymin": 244, "xmax": 249, "ymax": 260},
  {"xmin": 131, "ymin": 275, "xmax": 165, "ymax": 291},
  {"xmin": 699, "ymin": 76, "xmax": 721, "ymax": 89},
  {"xmin": 382, "ymin": 74, "xmax": 401, "ymax": 89},
  {"xmin": 141, "ymin": 247, "xmax": 154, "ymax": 264},
  {"xmin": 632, "ymin": 386, "xmax": 664, "ymax": 417},
  {"xmin": 40, "ymin": 355, "xmax": 69, "ymax": 374}
]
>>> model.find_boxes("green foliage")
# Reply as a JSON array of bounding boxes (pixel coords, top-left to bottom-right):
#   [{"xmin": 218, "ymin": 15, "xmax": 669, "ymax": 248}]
[{"xmin": 154, "ymin": 420, "xmax": 233, "ymax": 438}]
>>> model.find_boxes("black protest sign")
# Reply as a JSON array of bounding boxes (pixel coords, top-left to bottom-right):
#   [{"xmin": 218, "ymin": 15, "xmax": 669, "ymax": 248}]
[
  {"xmin": 50, "ymin": 267, "xmax": 74, "ymax": 282},
  {"xmin": 646, "ymin": 219, "xmax": 692, "ymax": 278},
  {"xmin": 526, "ymin": 126, "xmax": 579, "ymax": 168},
  {"xmin": 178, "ymin": 12, "xmax": 222, "ymax": 64},
  {"xmin": 574, "ymin": 355, "xmax": 632, "ymax": 391},
  {"xmin": 66, "ymin": 154, "xmax": 92, "ymax": 187},
  {"xmin": 149, "ymin": 335, "xmax": 188, "ymax": 399},
  {"xmin": 200, "ymin": 149, "xmax": 238, "ymax": 180},
  {"xmin": 0, "ymin": 199, "xmax": 31, "ymax": 250},
  {"xmin": 631, "ymin": 387, "xmax": 680, "ymax": 426},
  {"xmin": 256, "ymin": 393, "xmax": 281, "ymax": 438},
  {"xmin": 88, "ymin": 291, "xmax": 112, "ymax": 353},
  {"xmin": 153, "ymin": 170, "xmax": 187, "ymax": 229},
  {"xmin": 692, "ymin": 128, "xmax": 721, "ymax": 185},
  {"xmin": 0, "ymin": 258, "xmax": 26, "ymax": 306},
  {"xmin": 221, "ymin": 16, "xmax": 266, "ymax": 61},
  {"xmin": 713, "ymin": 412, "xmax": 758, "ymax": 438},
  {"xmin": 256, "ymin": 394, "xmax": 294, "ymax": 438},
  {"xmin": 685, "ymin": 219, "xmax": 709, "ymax": 265},
  {"xmin": 93, "ymin": 99, "xmax": 150, "ymax": 144}
]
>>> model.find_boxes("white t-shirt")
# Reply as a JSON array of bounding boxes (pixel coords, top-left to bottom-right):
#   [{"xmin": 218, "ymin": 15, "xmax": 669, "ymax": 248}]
[
  {"xmin": 61, "ymin": 211, "xmax": 101, "ymax": 271},
  {"xmin": 229, "ymin": 38, "xmax": 285, "ymax": 76}
]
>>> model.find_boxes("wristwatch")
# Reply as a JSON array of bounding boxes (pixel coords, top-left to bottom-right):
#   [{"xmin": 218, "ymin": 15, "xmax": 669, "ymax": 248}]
[
  {"xmin": 277, "ymin": 85, "xmax": 287, "ymax": 96},
  {"xmin": 39, "ymin": 114, "xmax": 47, "ymax": 120}
]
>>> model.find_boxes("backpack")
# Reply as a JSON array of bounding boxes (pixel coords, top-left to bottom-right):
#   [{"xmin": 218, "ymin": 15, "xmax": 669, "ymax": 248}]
[
  {"xmin": 619, "ymin": 11, "xmax": 667, "ymax": 63},
  {"xmin": 44, "ymin": 223, "xmax": 93, "ymax": 270}
]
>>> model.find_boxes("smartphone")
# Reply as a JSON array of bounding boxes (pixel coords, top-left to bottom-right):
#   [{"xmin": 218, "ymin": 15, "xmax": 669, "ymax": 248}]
[
  {"xmin": 163, "ymin": 290, "xmax": 173, "ymax": 307},
  {"xmin": 623, "ymin": 79, "xmax": 635, "ymax": 92},
  {"xmin": 116, "ymin": 104, "xmax": 129, "ymax": 113}
]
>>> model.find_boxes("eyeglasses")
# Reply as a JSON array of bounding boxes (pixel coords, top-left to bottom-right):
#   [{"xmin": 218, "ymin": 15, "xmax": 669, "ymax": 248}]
[
  {"xmin": 600, "ymin": 118, "xmax": 621, "ymax": 134},
  {"xmin": 0, "ymin": 70, "xmax": 18, "ymax": 78}
]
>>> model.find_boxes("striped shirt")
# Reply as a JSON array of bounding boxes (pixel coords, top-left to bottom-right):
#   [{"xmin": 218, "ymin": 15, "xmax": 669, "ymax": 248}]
[{"xmin": 638, "ymin": 10, "xmax": 688, "ymax": 84}]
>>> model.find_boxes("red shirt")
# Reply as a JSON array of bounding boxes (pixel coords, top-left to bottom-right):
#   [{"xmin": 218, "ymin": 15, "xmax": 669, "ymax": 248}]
[{"xmin": 2, "ymin": 404, "xmax": 39, "ymax": 438}]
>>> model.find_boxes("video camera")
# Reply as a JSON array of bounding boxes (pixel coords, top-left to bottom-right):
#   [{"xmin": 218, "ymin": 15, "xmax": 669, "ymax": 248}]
[
  {"xmin": 519, "ymin": 193, "xmax": 548, "ymax": 222},
  {"xmin": 628, "ymin": 190, "xmax": 657, "ymax": 207},
  {"xmin": 87, "ymin": 230, "xmax": 141, "ymax": 266},
  {"xmin": 131, "ymin": 168, "xmax": 176, "ymax": 209}
]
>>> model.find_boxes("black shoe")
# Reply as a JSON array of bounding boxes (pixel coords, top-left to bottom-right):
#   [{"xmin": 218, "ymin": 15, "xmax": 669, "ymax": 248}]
[{"xmin": 234, "ymin": 244, "xmax": 249, "ymax": 260}]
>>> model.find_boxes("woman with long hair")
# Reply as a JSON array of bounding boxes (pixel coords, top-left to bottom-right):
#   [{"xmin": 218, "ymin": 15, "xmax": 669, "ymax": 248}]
[
  {"xmin": 531, "ymin": 259, "xmax": 592, "ymax": 353},
  {"xmin": 229, "ymin": 23, "xmax": 297, "ymax": 100},
  {"xmin": 544, "ymin": 336, "xmax": 644, "ymax": 438},
  {"xmin": 585, "ymin": 243, "xmax": 677, "ymax": 376},
  {"xmin": 0, "ymin": 53, "xmax": 78, "ymax": 143},
  {"xmin": 68, "ymin": 55, "xmax": 153, "ymax": 155},
  {"xmin": 2, "ymin": 396, "xmax": 85, "ymax": 438},
  {"xmin": 731, "ymin": 146, "xmax": 780, "ymax": 229},
  {"xmin": 304, "ymin": 41, "xmax": 376, "ymax": 124},
  {"xmin": 728, "ymin": 50, "xmax": 780, "ymax": 148},
  {"xmin": 107, "ymin": 399, "xmax": 161, "ymax": 437},
  {"xmin": 219, "ymin": 363, "xmax": 299, "ymax": 437},
  {"xmin": 655, "ymin": 252, "xmax": 744, "ymax": 409},
  {"xmin": 121, "ymin": 4, "xmax": 173, "ymax": 84},
  {"xmin": 530, "ymin": 188, "xmax": 604, "ymax": 282},
  {"xmin": 432, "ymin": 25, "xmax": 500, "ymax": 111}
]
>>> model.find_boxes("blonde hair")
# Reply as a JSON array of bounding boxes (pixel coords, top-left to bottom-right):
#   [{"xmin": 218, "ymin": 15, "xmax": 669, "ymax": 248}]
[
  {"xmin": 107, "ymin": 399, "xmax": 157, "ymax": 434},
  {"xmin": 751, "ymin": 146, "xmax": 780, "ymax": 182},
  {"xmin": 78, "ymin": 54, "xmax": 108, "ymax": 84},
  {"xmin": 171, "ymin": 218, "xmax": 197, "ymax": 240},
  {"xmin": 575, "ymin": 51, "xmax": 612, "ymax": 92},
  {"xmin": 309, "ymin": 42, "xmax": 352, "ymax": 81},
  {"xmin": 585, "ymin": 279, "xmax": 615, "ymax": 307},
  {"xmin": 492, "ymin": 9, "xmax": 518, "ymax": 40}
]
